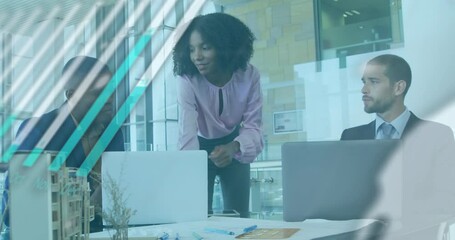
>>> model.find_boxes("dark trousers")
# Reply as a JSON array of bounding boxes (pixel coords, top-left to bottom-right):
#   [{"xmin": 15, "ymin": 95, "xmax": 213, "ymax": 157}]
[{"xmin": 198, "ymin": 129, "xmax": 251, "ymax": 218}]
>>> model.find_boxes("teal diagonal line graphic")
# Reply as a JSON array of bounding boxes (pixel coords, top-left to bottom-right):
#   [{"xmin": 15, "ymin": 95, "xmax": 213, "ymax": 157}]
[
  {"xmin": 76, "ymin": 82, "xmax": 147, "ymax": 176},
  {"xmin": 76, "ymin": 0, "xmax": 208, "ymax": 176},
  {"xmin": 1, "ymin": 144, "xmax": 19, "ymax": 163},
  {"xmin": 23, "ymin": 82, "xmax": 117, "ymax": 168},
  {"xmin": 0, "ymin": 115, "xmax": 18, "ymax": 163},
  {"xmin": 43, "ymin": 34, "xmax": 151, "ymax": 171},
  {"xmin": 0, "ymin": 114, "xmax": 16, "ymax": 139}
]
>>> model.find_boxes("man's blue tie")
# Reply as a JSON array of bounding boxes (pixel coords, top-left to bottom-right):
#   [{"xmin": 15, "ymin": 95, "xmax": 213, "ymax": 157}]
[{"xmin": 381, "ymin": 123, "xmax": 396, "ymax": 139}]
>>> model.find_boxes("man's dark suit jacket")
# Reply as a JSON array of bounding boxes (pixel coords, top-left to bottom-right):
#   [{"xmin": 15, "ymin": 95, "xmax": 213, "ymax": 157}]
[
  {"xmin": 2, "ymin": 105, "xmax": 124, "ymax": 232},
  {"xmin": 340, "ymin": 112, "xmax": 449, "ymax": 140},
  {"xmin": 340, "ymin": 111, "xmax": 455, "ymax": 239}
]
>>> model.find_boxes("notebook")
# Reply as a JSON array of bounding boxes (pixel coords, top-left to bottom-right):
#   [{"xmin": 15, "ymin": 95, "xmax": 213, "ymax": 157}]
[
  {"xmin": 282, "ymin": 140, "xmax": 402, "ymax": 222},
  {"xmin": 101, "ymin": 150, "xmax": 208, "ymax": 225}
]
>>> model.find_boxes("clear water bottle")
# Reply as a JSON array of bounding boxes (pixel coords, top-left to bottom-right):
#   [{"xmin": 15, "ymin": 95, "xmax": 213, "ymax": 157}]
[{"xmin": 212, "ymin": 176, "xmax": 223, "ymax": 214}]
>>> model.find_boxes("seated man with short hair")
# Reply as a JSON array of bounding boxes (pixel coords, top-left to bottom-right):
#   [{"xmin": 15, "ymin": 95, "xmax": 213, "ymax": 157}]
[
  {"xmin": 341, "ymin": 54, "xmax": 455, "ymax": 239},
  {"xmin": 1, "ymin": 56, "xmax": 124, "ymax": 237}
]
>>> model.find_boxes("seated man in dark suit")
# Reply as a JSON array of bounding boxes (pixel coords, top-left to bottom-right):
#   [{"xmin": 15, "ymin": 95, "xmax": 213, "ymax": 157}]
[
  {"xmin": 1, "ymin": 56, "xmax": 124, "ymax": 236},
  {"xmin": 341, "ymin": 54, "xmax": 455, "ymax": 239}
]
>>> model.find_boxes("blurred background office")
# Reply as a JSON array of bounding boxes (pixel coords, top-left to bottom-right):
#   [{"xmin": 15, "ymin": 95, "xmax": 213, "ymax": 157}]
[{"xmin": 0, "ymin": 0, "xmax": 454, "ymax": 222}]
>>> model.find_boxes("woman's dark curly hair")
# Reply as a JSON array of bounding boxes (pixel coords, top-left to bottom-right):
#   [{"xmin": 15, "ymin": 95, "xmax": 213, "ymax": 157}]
[{"xmin": 173, "ymin": 12, "xmax": 255, "ymax": 76}]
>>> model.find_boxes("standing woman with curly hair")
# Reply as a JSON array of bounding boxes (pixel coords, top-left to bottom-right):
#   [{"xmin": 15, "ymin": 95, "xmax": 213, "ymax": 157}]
[{"xmin": 173, "ymin": 12, "xmax": 263, "ymax": 218}]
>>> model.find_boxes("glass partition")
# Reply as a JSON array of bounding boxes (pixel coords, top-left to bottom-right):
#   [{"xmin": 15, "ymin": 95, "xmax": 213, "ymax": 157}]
[{"xmin": 315, "ymin": 0, "xmax": 404, "ymax": 61}]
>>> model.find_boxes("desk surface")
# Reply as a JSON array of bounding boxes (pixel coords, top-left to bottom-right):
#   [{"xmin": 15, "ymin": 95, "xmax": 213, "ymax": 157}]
[{"xmin": 89, "ymin": 216, "xmax": 375, "ymax": 240}]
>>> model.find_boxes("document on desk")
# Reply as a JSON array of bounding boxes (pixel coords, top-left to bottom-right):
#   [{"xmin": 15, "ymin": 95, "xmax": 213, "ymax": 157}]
[{"xmin": 236, "ymin": 228, "xmax": 300, "ymax": 239}]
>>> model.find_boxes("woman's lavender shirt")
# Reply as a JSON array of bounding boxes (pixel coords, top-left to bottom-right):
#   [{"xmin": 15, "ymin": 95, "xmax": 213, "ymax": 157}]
[{"xmin": 177, "ymin": 64, "xmax": 263, "ymax": 163}]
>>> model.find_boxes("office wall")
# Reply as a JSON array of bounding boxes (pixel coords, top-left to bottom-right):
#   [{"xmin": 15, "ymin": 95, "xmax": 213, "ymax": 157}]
[{"xmin": 221, "ymin": 0, "xmax": 315, "ymax": 160}]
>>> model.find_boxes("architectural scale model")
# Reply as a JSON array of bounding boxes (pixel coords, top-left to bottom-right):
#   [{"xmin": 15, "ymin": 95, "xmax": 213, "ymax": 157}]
[{"xmin": 8, "ymin": 151, "xmax": 94, "ymax": 240}]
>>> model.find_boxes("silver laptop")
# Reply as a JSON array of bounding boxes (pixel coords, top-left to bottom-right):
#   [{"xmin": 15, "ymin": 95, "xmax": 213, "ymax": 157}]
[
  {"xmin": 101, "ymin": 150, "xmax": 208, "ymax": 225},
  {"xmin": 282, "ymin": 140, "xmax": 402, "ymax": 222}
]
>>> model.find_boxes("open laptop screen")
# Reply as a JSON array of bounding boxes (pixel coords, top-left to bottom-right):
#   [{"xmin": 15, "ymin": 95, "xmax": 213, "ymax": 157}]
[{"xmin": 282, "ymin": 140, "xmax": 402, "ymax": 222}]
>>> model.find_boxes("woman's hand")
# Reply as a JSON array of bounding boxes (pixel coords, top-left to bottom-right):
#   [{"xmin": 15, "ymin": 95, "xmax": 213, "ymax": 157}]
[{"xmin": 209, "ymin": 141, "xmax": 240, "ymax": 168}]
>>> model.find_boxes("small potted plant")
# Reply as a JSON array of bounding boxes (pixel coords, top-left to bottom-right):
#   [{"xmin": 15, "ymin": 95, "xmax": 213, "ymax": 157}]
[{"xmin": 101, "ymin": 173, "xmax": 136, "ymax": 240}]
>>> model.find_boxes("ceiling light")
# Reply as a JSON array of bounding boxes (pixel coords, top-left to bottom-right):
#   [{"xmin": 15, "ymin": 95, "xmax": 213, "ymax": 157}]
[
  {"xmin": 343, "ymin": 14, "xmax": 347, "ymax": 17},
  {"xmin": 352, "ymin": 10, "xmax": 360, "ymax": 15},
  {"xmin": 345, "ymin": 11, "xmax": 354, "ymax": 16}
]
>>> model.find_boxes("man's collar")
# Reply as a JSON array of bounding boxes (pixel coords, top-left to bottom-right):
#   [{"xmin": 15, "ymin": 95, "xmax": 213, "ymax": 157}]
[{"xmin": 375, "ymin": 107, "xmax": 411, "ymax": 137}]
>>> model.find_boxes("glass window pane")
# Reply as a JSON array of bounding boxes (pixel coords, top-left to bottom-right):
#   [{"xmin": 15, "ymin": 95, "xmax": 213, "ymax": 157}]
[
  {"xmin": 12, "ymin": 56, "xmax": 34, "ymax": 114},
  {"xmin": 317, "ymin": 0, "xmax": 404, "ymax": 60},
  {"xmin": 315, "ymin": 0, "xmax": 402, "ymax": 60}
]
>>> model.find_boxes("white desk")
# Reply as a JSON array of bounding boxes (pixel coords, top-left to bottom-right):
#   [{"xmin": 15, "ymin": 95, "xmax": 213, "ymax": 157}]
[{"xmin": 89, "ymin": 216, "xmax": 376, "ymax": 239}]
